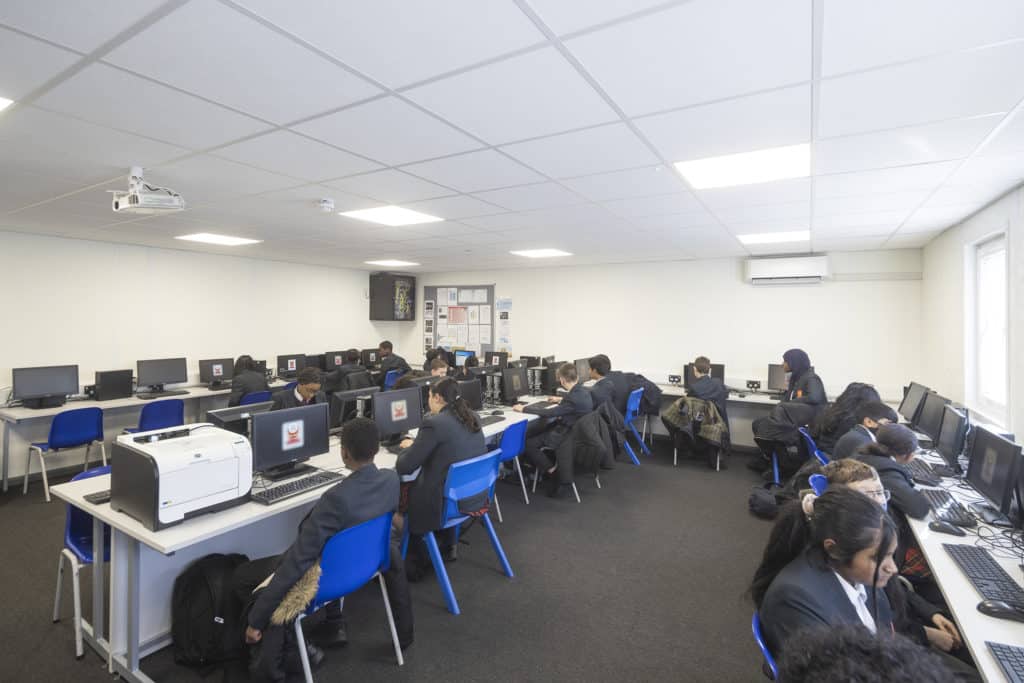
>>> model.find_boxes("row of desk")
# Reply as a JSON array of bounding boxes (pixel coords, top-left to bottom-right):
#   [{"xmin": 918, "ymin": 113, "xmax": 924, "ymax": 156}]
[{"xmin": 49, "ymin": 408, "xmax": 537, "ymax": 683}]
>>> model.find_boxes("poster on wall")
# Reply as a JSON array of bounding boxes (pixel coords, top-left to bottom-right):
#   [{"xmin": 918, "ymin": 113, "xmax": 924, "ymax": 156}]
[
  {"xmin": 495, "ymin": 297, "xmax": 512, "ymax": 349},
  {"xmin": 448, "ymin": 306, "xmax": 467, "ymax": 324},
  {"xmin": 424, "ymin": 300, "xmax": 435, "ymax": 320}
]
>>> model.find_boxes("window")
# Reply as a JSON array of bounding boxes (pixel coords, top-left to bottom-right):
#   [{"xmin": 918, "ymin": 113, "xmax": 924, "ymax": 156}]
[{"xmin": 973, "ymin": 235, "xmax": 1008, "ymax": 425}]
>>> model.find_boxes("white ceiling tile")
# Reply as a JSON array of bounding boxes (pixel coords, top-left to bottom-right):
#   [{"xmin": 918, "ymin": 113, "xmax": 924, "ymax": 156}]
[
  {"xmin": 234, "ymin": 0, "xmax": 543, "ymax": 88},
  {"xmin": 813, "ymin": 162, "xmax": 958, "ymax": 198},
  {"xmin": 324, "ymin": 170, "xmax": 453, "ymax": 203},
  {"xmin": 458, "ymin": 212, "xmax": 533, "ymax": 231},
  {"xmin": 632, "ymin": 210, "xmax": 720, "ymax": 231},
  {"xmin": 105, "ymin": 0, "xmax": 380, "ymax": 124},
  {"xmin": 922, "ymin": 185, "xmax": 996, "ymax": 208},
  {"xmin": 560, "ymin": 165, "xmax": 686, "ymax": 202},
  {"xmin": 636, "ymin": 85, "xmax": 811, "ymax": 162},
  {"xmin": 403, "ymin": 195, "xmax": 504, "ymax": 220},
  {"xmin": 403, "ymin": 221, "xmax": 486, "ymax": 238},
  {"xmin": 885, "ymin": 230, "xmax": 943, "ymax": 248},
  {"xmin": 698, "ymin": 178, "xmax": 811, "ymax": 210},
  {"xmin": 713, "ymin": 200, "xmax": 811, "ymax": 225},
  {"xmin": 601, "ymin": 192, "xmax": 703, "ymax": 218},
  {"xmin": 0, "ymin": 106, "xmax": 187, "ymax": 184},
  {"xmin": 819, "ymin": 42, "xmax": 1024, "ymax": 139},
  {"xmin": 726, "ymin": 217, "xmax": 809, "ymax": 235},
  {"xmin": 0, "ymin": 170, "xmax": 92, "ymax": 213},
  {"xmin": 527, "ymin": 0, "xmax": 670, "ymax": 35},
  {"xmin": 565, "ymin": 0, "xmax": 810, "ymax": 116},
  {"xmin": 822, "ymin": 0, "xmax": 1024, "ymax": 77},
  {"xmin": 148, "ymin": 155, "xmax": 302, "ymax": 204},
  {"xmin": 472, "ymin": 182, "xmax": 585, "ymax": 211},
  {"xmin": 294, "ymin": 96, "xmax": 482, "ymax": 166},
  {"xmin": 501, "ymin": 123, "xmax": 658, "ymax": 178},
  {"xmin": 514, "ymin": 204, "xmax": 625, "ymax": 229},
  {"xmin": 902, "ymin": 204, "xmax": 978, "ymax": 233},
  {"xmin": 812, "ymin": 223, "xmax": 898, "ymax": 238},
  {"xmin": 35, "ymin": 63, "xmax": 272, "ymax": 150},
  {"xmin": 945, "ymin": 154, "xmax": 1024, "ymax": 193},
  {"xmin": 211, "ymin": 130, "xmax": 379, "ymax": 182},
  {"xmin": 405, "ymin": 47, "xmax": 617, "ymax": 145},
  {"xmin": 982, "ymin": 108, "xmax": 1024, "ymax": 156},
  {"xmin": 811, "ymin": 236, "xmax": 889, "ymax": 252},
  {"xmin": 814, "ymin": 190, "xmax": 931, "ymax": 217},
  {"xmin": 0, "ymin": 27, "xmax": 79, "ymax": 100},
  {"xmin": 1, "ymin": 194, "xmax": 132, "ymax": 234},
  {"xmin": 813, "ymin": 210, "xmax": 909, "ymax": 231},
  {"xmin": 813, "ymin": 114, "xmax": 1002, "ymax": 175},
  {"xmin": 746, "ymin": 242, "xmax": 812, "ymax": 256},
  {"xmin": 0, "ymin": 0, "xmax": 167, "ymax": 52},
  {"xmin": 401, "ymin": 150, "xmax": 545, "ymax": 193}
]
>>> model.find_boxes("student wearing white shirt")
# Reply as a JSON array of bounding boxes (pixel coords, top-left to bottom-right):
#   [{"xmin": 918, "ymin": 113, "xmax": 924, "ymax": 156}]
[{"xmin": 831, "ymin": 401, "xmax": 898, "ymax": 460}]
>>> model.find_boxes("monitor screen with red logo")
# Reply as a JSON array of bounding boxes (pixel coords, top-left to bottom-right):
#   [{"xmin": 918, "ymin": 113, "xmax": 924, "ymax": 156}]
[{"xmin": 252, "ymin": 403, "xmax": 329, "ymax": 477}]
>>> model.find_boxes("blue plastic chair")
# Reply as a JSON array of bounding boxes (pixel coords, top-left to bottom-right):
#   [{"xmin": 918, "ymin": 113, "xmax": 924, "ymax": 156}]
[
  {"xmin": 401, "ymin": 449, "xmax": 513, "ymax": 615},
  {"xmin": 239, "ymin": 390, "xmax": 273, "ymax": 406},
  {"xmin": 493, "ymin": 419, "xmax": 529, "ymax": 522},
  {"xmin": 25, "ymin": 407, "xmax": 106, "ymax": 502},
  {"xmin": 752, "ymin": 611, "xmax": 778, "ymax": 679},
  {"xmin": 125, "ymin": 399, "xmax": 184, "ymax": 434},
  {"xmin": 808, "ymin": 473, "xmax": 828, "ymax": 496},
  {"xmin": 53, "ymin": 465, "xmax": 111, "ymax": 658},
  {"xmin": 383, "ymin": 370, "xmax": 402, "ymax": 390},
  {"xmin": 622, "ymin": 388, "xmax": 649, "ymax": 465},
  {"xmin": 797, "ymin": 427, "xmax": 829, "ymax": 466},
  {"xmin": 283, "ymin": 381, "xmax": 298, "ymax": 392},
  {"xmin": 293, "ymin": 512, "xmax": 403, "ymax": 681}
]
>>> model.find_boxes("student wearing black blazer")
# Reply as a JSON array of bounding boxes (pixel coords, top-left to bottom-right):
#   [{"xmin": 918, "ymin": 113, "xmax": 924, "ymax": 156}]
[
  {"xmin": 271, "ymin": 367, "xmax": 327, "ymax": 411},
  {"xmin": 854, "ymin": 424, "xmax": 930, "ymax": 520},
  {"xmin": 228, "ymin": 355, "xmax": 270, "ymax": 407},
  {"xmin": 396, "ymin": 379, "xmax": 486, "ymax": 578},
  {"xmin": 832, "ymin": 401, "xmax": 898, "ymax": 460},
  {"xmin": 587, "ymin": 354, "xmax": 628, "ymax": 413},
  {"xmin": 685, "ymin": 355, "xmax": 729, "ymax": 422},
  {"xmin": 378, "ymin": 340, "xmax": 412, "ymax": 376}
]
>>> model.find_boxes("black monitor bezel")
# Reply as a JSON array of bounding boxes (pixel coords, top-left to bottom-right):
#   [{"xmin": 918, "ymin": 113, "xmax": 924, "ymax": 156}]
[
  {"xmin": 198, "ymin": 357, "xmax": 235, "ymax": 384},
  {"xmin": 12, "ymin": 364, "xmax": 80, "ymax": 400},
  {"xmin": 251, "ymin": 403, "xmax": 330, "ymax": 473},
  {"xmin": 965, "ymin": 426, "xmax": 1022, "ymax": 515},
  {"xmin": 136, "ymin": 357, "xmax": 187, "ymax": 387},
  {"xmin": 372, "ymin": 386, "xmax": 423, "ymax": 437}
]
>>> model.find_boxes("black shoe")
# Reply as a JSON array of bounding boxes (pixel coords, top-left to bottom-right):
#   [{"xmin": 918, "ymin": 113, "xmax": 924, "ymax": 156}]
[
  {"xmin": 547, "ymin": 483, "xmax": 573, "ymax": 500},
  {"xmin": 313, "ymin": 621, "xmax": 348, "ymax": 648},
  {"xmin": 284, "ymin": 642, "xmax": 325, "ymax": 674},
  {"xmin": 406, "ymin": 558, "xmax": 430, "ymax": 583},
  {"xmin": 441, "ymin": 544, "xmax": 458, "ymax": 562}
]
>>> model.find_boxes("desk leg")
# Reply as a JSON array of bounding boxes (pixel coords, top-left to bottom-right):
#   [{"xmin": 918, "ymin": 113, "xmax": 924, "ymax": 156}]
[
  {"xmin": 2, "ymin": 422, "xmax": 9, "ymax": 493},
  {"xmin": 90, "ymin": 516, "xmax": 108, "ymax": 666},
  {"xmin": 110, "ymin": 535, "xmax": 156, "ymax": 683}
]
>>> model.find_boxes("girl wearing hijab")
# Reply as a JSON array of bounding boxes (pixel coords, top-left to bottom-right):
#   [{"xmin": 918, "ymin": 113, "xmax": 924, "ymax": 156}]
[{"xmin": 780, "ymin": 348, "xmax": 826, "ymax": 406}]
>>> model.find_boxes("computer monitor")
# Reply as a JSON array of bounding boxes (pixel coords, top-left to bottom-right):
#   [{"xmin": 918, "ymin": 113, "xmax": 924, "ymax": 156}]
[
  {"xmin": 207, "ymin": 401, "xmax": 274, "ymax": 436},
  {"xmin": 411, "ymin": 375, "xmax": 439, "ymax": 415},
  {"xmin": 361, "ymin": 348, "xmax": 380, "ymax": 368},
  {"xmin": 373, "ymin": 386, "xmax": 422, "ymax": 439},
  {"xmin": 199, "ymin": 358, "xmax": 234, "ymax": 384},
  {"xmin": 485, "ymin": 351, "xmax": 509, "ymax": 369},
  {"xmin": 915, "ymin": 391, "xmax": 949, "ymax": 439},
  {"xmin": 94, "ymin": 369, "xmax": 134, "ymax": 401},
  {"xmin": 325, "ymin": 351, "xmax": 347, "ymax": 369},
  {"xmin": 502, "ymin": 367, "xmax": 528, "ymax": 403},
  {"xmin": 683, "ymin": 363, "xmax": 725, "ymax": 389},
  {"xmin": 137, "ymin": 358, "xmax": 187, "ymax": 388},
  {"xmin": 573, "ymin": 358, "xmax": 591, "ymax": 382},
  {"xmin": 13, "ymin": 365, "xmax": 79, "ymax": 407},
  {"xmin": 508, "ymin": 359, "xmax": 526, "ymax": 369},
  {"xmin": 457, "ymin": 379, "xmax": 483, "ymax": 411},
  {"xmin": 898, "ymin": 382, "xmax": 930, "ymax": 423},
  {"xmin": 934, "ymin": 405, "xmax": 968, "ymax": 470},
  {"xmin": 253, "ymin": 359, "xmax": 267, "ymax": 373},
  {"xmin": 965, "ymin": 426, "xmax": 1022, "ymax": 516},
  {"xmin": 454, "ymin": 350, "xmax": 475, "ymax": 367},
  {"xmin": 542, "ymin": 355, "xmax": 555, "ymax": 365},
  {"xmin": 329, "ymin": 386, "xmax": 379, "ymax": 428},
  {"xmin": 305, "ymin": 354, "xmax": 326, "ymax": 371},
  {"xmin": 542, "ymin": 361, "xmax": 566, "ymax": 394},
  {"xmin": 251, "ymin": 403, "xmax": 329, "ymax": 479},
  {"xmin": 767, "ymin": 363, "xmax": 788, "ymax": 393},
  {"xmin": 276, "ymin": 354, "xmax": 306, "ymax": 378},
  {"xmin": 520, "ymin": 356, "xmax": 541, "ymax": 368}
]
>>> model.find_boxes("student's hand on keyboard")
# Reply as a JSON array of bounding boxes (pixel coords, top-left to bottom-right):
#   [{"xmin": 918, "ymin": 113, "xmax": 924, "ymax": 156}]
[
  {"xmin": 399, "ymin": 438, "xmax": 414, "ymax": 449},
  {"xmin": 512, "ymin": 404, "xmax": 524, "ymax": 413},
  {"xmin": 547, "ymin": 396, "xmax": 563, "ymax": 403}
]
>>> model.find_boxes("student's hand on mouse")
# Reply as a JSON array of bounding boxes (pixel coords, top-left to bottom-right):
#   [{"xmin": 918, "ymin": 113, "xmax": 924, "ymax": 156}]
[
  {"xmin": 245, "ymin": 626, "xmax": 262, "ymax": 644},
  {"xmin": 924, "ymin": 626, "xmax": 955, "ymax": 652},
  {"xmin": 548, "ymin": 396, "xmax": 563, "ymax": 403},
  {"xmin": 399, "ymin": 438, "xmax": 414, "ymax": 449},
  {"xmin": 512, "ymin": 404, "xmax": 524, "ymax": 413},
  {"xmin": 931, "ymin": 614, "xmax": 961, "ymax": 647}
]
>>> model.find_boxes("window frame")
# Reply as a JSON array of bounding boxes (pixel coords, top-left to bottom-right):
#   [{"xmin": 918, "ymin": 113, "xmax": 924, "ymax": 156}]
[{"xmin": 971, "ymin": 234, "xmax": 1009, "ymax": 427}]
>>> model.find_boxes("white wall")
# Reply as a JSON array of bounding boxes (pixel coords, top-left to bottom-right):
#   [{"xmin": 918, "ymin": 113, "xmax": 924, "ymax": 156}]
[
  {"xmin": 0, "ymin": 230, "xmax": 407, "ymax": 392},
  {"xmin": 921, "ymin": 186, "xmax": 1024, "ymax": 437},
  {"xmin": 401, "ymin": 250, "xmax": 924, "ymax": 401}
]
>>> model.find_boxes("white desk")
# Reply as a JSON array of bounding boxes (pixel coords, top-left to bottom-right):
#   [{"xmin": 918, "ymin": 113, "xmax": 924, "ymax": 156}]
[{"xmin": 907, "ymin": 457, "xmax": 1024, "ymax": 681}]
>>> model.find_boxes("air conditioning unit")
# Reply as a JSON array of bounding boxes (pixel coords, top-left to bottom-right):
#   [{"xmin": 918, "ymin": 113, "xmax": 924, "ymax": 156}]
[{"xmin": 745, "ymin": 256, "xmax": 829, "ymax": 285}]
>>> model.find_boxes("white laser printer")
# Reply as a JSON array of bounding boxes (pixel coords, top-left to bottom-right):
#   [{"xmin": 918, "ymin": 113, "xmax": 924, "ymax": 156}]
[{"xmin": 111, "ymin": 424, "xmax": 252, "ymax": 531}]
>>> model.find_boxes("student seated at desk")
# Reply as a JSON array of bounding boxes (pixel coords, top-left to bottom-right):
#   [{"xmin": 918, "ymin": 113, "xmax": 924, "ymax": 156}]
[
  {"xmin": 234, "ymin": 418, "xmax": 412, "ymax": 677},
  {"xmin": 512, "ymin": 362, "xmax": 593, "ymax": 498},
  {"xmin": 229, "ymin": 354, "xmax": 270, "ymax": 407},
  {"xmin": 853, "ymin": 424, "xmax": 929, "ymax": 520},
  {"xmin": 271, "ymin": 368, "xmax": 327, "ymax": 410},
  {"xmin": 396, "ymin": 378, "xmax": 485, "ymax": 580},
  {"xmin": 378, "ymin": 340, "xmax": 412, "ymax": 376},
  {"xmin": 452, "ymin": 354, "xmax": 479, "ymax": 380},
  {"xmin": 832, "ymin": 401, "xmax": 898, "ymax": 460},
  {"xmin": 587, "ymin": 354, "xmax": 629, "ymax": 414},
  {"xmin": 810, "ymin": 382, "xmax": 881, "ymax": 455},
  {"xmin": 422, "ymin": 347, "xmax": 448, "ymax": 372},
  {"xmin": 335, "ymin": 348, "xmax": 365, "ymax": 380},
  {"xmin": 429, "ymin": 357, "xmax": 449, "ymax": 378},
  {"xmin": 686, "ymin": 355, "xmax": 728, "ymax": 422}
]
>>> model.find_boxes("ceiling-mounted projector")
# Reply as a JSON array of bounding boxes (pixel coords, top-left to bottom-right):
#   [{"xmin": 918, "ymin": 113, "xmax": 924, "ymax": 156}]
[{"xmin": 110, "ymin": 166, "xmax": 185, "ymax": 214}]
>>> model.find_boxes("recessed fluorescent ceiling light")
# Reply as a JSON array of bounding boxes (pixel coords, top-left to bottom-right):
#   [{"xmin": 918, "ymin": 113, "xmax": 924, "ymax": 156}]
[
  {"xmin": 340, "ymin": 205, "xmax": 443, "ymax": 226},
  {"xmin": 365, "ymin": 260, "xmax": 420, "ymax": 267},
  {"xmin": 510, "ymin": 249, "xmax": 572, "ymax": 258},
  {"xmin": 0, "ymin": 97, "xmax": 13, "ymax": 112},
  {"xmin": 737, "ymin": 230, "xmax": 811, "ymax": 245},
  {"xmin": 175, "ymin": 233, "xmax": 262, "ymax": 246},
  {"xmin": 674, "ymin": 143, "xmax": 810, "ymax": 189}
]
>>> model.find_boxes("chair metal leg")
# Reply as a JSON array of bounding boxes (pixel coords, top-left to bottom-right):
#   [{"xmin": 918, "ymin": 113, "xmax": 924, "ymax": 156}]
[
  {"xmin": 294, "ymin": 614, "xmax": 313, "ymax": 683},
  {"xmin": 716, "ymin": 451, "xmax": 721, "ymax": 472},
  {"xmin": 99, "ymin": 443, "xmax": 107, "ymax": 467},
  {"xmin": 771, "ymin": 454, "xmax": 780, "ymax": 486},
  {"xmin": 480, "ymin": 514, "xmax": 513, "ymax": 578},
  {"xmin": 571, "ymin": 483, "xmax": 581, "ymax": 503},
  {"xmin": 424, "ymin": 531, "xmax": 459, "ymax": 615},
  {"xmin": 513, "ymin": 456, "xmax": 529, "ymax": 505},
  {"xmin": 53, "ymin": 552, "xmax": 66, "ymax": 623},
  {"xmin": 493, "ymin": 493, "xmax": 503, "ymax": 524},
  {"xmin": 673, "ymin": 447, "xmax": 678, "ymax": 467},
  {"xmin": 24, "ymin": 446, "xmax": 37, "ymax": 495},
  {"xmin": 39, "ymin": 450, "xmax": 51, "ymax": 502},
  {"xmin": 532, "ymin": 469, "xmax": 539, "ymax": 493},
  {"xmin": 643, "ymin": 415, "xmax": 650, "ymax": 445},
  {"xmin": 377, "ymin": 573, "xmax": 404, "ymax": 666},
  {"xmin": 71, "ymin": 556, "xmax": 83, "ymax": 658}
]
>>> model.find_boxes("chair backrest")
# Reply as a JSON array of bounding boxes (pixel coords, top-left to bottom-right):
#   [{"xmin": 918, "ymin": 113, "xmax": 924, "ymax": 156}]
[
  {"xmin": 49, "ymin": 407, "xmax": 104, "ymax": 449},
  {"xmin": 751, "ymin": 611, "xmax": 778, "ymax": 679},
  {"xmin": 797, "ymin": 427, "xmax": 828, "ymax": 465},
  {"xmin": 312, "ymin": 511, "xmax": 394, "ymax": 608},
  {"xmin": 65, "ymin": 465, "xmax": 112, "ymax": 561},
  {"xmin": 625, "ymin": 387, "xmax": 644, "ymax": 422},
  {"xmin": 808, "ymin": 473, "xmax": 828, "ymax": 496},
  {"xmin": 284, "ymin": 381, "xmax": 298, "ymax": 392},
  {"xmin": 138, "ymin": 399, "xmax": 185, "ymax": 431},
  {"xmin": 441, "ymin": 449, "xmax": 502, "ymax": 524},
  {"xmin": 497, "ymin": 420, "xmax": 527, "ymax": 463},
  {"xmin": 240, "ymin": 390, "xmax": 273, "ymax": 406},
  {"xmin": 383, "ymin": 370, "xmax": 402, "ymax": 390},
  {"xmin": 342, "ymin": 371, "xmax": 373, "ymax": 391}
]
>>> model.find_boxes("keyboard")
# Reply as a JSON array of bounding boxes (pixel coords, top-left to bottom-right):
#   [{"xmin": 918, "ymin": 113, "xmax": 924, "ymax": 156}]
[
  {"xmin": 921, "ymin": 488, "xmax": 976, "ymax": 527},
  {"xmin": 250, "ymin": 470, "xmax": 344, "ymax": 505},
  {"xmin": 84, "ymin": 489, "xmax": 112, "ymax": 505},
  {"xmin": 478, "ymin": 414, "xmax": 506, "ymax": 427},
  {"xmin": 988, "ymin": 642, "xmax": 1024, "ymax": 683},
  {"xmin": 906, "ymin": 458, "xmax": 942, "ymax": 486},
  {"xmin": 944, "ymin": 544, "xmax": 1024, "ymax": 609},
  {"xmin": 137, "ymin": 389, "xmax": 190, "ymax": 400}
]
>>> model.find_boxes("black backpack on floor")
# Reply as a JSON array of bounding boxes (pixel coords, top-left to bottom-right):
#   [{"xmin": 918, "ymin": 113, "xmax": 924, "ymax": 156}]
[{"xmin": 172, "ymin": 553, "xmax": 250, "ymax": 668}]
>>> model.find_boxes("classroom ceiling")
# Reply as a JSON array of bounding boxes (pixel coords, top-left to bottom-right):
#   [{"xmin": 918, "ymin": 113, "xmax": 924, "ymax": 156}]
[{"xmin": 1, "ymin": 0, "xmax": 1023, "ymax": 271}]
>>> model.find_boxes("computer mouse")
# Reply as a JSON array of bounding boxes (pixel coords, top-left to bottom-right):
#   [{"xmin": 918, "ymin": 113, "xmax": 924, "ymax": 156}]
[
  {"xmin": 928, "ymin": 520, "xmax": 966, "ymax": 536},
  {"xmin": 737, "ymin": 392, "xmax": 747, "ymax": 398},
  {"xmin": 491, "ymin": 410, "xmax": 503, "ymax": 416},
  {"xmin": 977, "ymin": 600, "xmax": 1024, "ymax": 622}
]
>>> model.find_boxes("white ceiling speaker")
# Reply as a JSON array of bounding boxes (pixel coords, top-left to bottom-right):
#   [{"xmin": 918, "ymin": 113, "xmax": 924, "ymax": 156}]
[{"xmin": 319, "ymin": 198, "xmax": 335, "ymax": 213}]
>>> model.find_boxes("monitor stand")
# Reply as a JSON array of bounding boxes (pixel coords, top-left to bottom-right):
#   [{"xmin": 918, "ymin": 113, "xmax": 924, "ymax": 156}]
[
  {"xmin": 969, "ymin": 502, "xmax": 1012, "ymax": 527},
  {"xmin": 22, "ymin": 395, "xmax": 67, "ymax": 409},
  {"xmin": 137, "ymin": 384, "xmax": 189, "ymax": 400},
  {"xmin": 261, "ymin": 462, "xmax": 315, "ymax": 481}
]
